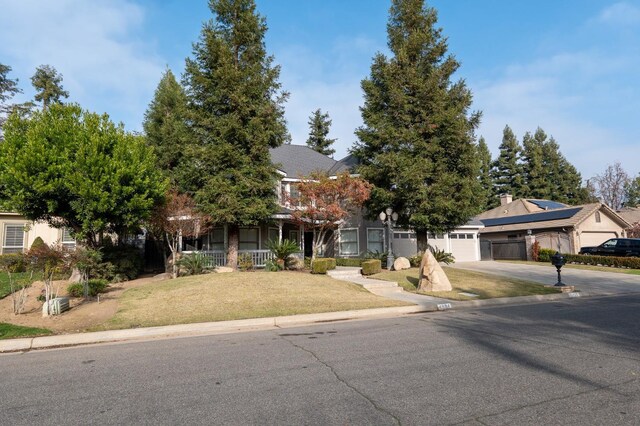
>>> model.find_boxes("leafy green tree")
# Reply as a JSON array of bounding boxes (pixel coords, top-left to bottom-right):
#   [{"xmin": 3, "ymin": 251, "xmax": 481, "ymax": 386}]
[
  {"xmin": 143, "ymin": 68, "xmax": 192, "ymax": 187},
  {"xmin": 624, "ymin": 175, "xmax": 640, "ymax": 207},
  {"xmin": 0, "ymin": 103, "xmax": 167, "ymax": 246},
  {"xmin": 491, "ymin": 125, "xmax": 525, "ymax": 198},
  {"xmin": 31, "ymin": 64, "xmax": 69, "ymax": 110},
  {"xmin": 306, "ymin": 108, "xmax": 336, "ymax": 157},
  {"xmin": 476, "ymin": 137, "xmax": 496, "ymax": 209},
  {"xmin": 182, "ymin": 0, "xmax": 289, "ymax": 268},
  {"xmin": 352, "ymin": 0, "xmax": 482, "ymax": 252}
]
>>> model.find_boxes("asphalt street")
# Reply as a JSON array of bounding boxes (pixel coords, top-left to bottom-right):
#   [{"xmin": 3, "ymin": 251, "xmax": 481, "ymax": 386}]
[{"xmin": 1, "ymin": 294, "xmax": 639, "ymax": 425}]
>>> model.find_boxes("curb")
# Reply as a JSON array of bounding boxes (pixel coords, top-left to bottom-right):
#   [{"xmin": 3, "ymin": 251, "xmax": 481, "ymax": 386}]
[{"xmin": 0, "ymin": 305, "xmax": 437, "ymax": 354}]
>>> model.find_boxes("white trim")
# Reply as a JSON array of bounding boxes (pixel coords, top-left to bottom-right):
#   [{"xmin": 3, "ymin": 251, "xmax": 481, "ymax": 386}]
[{"xmin": 338, "ymin": 227, "xmax": 359, "ymax": 257}]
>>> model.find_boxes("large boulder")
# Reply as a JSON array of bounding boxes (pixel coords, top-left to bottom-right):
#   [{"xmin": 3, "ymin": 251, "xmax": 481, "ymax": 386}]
[
  {"xmin": 418, "ymin": 250, "xmax": 452, "ymax": 292},
  {"xmin": 393, "ymin": 257, "xmax": 411, "ymax": 271}
]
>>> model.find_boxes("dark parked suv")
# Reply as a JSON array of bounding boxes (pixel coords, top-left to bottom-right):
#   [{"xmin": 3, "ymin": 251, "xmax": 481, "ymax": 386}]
[{"xmin": 579, "ymin": 238, "xmax": 640, "ymax": 257}]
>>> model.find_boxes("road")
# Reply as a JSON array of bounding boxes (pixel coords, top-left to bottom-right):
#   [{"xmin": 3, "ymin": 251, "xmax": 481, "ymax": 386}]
[
  {"xmin": 449, "ymin": 260, "xmax": 640, "ymax": 295},
  {"xmin": 1, "ymin": 295, "xmax": 639, "ymax": 425}
]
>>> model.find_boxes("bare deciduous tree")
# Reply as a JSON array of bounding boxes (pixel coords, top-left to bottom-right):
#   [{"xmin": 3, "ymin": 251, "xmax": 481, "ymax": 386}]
[{"xmin": 592, "ymin": 162, "xmax": 629, "ymax": 210}]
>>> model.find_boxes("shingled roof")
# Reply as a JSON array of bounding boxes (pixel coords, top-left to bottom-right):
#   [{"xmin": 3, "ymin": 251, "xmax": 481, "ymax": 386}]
[
  {"xmin": 269, "ymin": 145, "xmax": 343, "ymax": 177},
  {"xmin": 476, "ymin": 198, "xmax": 569, "ymax": 220}
]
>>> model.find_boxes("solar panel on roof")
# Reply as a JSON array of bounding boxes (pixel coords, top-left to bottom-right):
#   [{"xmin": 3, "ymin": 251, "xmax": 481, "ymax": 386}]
[
  {"xmin": 481, "ymin": 207, "xmax": 582, "ymax": 227},
  {"xmin": 527, "ymin": 199, "xmax": 568, "ymax": 210}
]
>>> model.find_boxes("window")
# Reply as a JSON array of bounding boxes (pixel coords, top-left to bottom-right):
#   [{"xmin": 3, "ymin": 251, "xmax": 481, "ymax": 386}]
[
  {"xmin": 268, "ymin": 227, "xmax": 279, "ymax": 243},
  {"xmin": 61, "ymin": 228, "xmax": 76, "ymax": 248},
  {"xmin": 3, "ymin": 224, "xmax": 25, "ymax": 254},
  {"xmin": 289, "ymin": 184, "xmax": 300, "ymax": 206},
  {"xmin": 205, "ymin": 228, "xmax": 225, "ymax": 251},
  {"xmin": 595, "ymin": 211, "xmax": 601, "ymax": 223},
  {"xmin": 289, "ymin": 230, "xmax": 299, "ymax": 244},
  {"xmin": 367, "ymin": 228, "xmax": 384, "ymax": 254},
  {"xmin": 339, "ymin": 229, "xmax": 359, "ymax": 256},
  {"xmin": 239, "ymin": 228, "xmax": 259, "ymax": 250}
]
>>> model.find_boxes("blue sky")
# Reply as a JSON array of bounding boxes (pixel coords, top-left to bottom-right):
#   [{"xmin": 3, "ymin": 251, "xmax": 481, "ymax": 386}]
[{"xmin": 1, "ymin": 0, "xmax": 639, "ymax": 180}]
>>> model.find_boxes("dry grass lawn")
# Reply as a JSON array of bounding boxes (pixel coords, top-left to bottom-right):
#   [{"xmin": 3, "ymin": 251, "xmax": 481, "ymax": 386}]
[
  {"xmin": 372, "ymin": 267, "xmax": 561, "ymax": 300},
  {"xmin": 98, "ymin": 271, "xmax": 409, "ymax": 330}
]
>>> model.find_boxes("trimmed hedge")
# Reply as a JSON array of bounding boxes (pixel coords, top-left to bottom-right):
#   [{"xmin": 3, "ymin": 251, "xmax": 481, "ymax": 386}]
[
  {"xmin": 564, "ymin": 253, "xmax": 640, "ymax": 269},
  {"xmin": 361, "ymin": 259, "xmax": 381, "ymax": 276},
  {"xmin": 311, "ymin": 259, "xmax": 329, "ymax": 274},
  {"xmin": 537, "ymin": 248, "xmax": 556, "ymax": 262},
  {"xmin": 325, "ymin": 258, "xmax": 336, "ymax": 270},
  {"xmin": 67, "ymin": 279, "xmax": 109, "ymax": 297},
  {"xmin": 336, "ymin": 258, "xmax": 363, "ymax": 267}
]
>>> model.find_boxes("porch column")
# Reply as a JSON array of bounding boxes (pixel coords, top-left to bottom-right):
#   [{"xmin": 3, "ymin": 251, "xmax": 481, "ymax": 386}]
[
  {"xmin": 278, "ymin": 220, "xmax": 283, "ymax": 243},
  {"xmin": 223, "ymin": 224, "xmax": 228, "ymax": 250},
  {"xmin": 299, "ymin": 224, "xmax": 304, "ymax": 251}
]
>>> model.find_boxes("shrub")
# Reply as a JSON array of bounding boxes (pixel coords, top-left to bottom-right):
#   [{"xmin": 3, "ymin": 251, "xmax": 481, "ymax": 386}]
[
  {"xmin": 264, "ymin": 259, "xmax": 282, "ymax": 272},
  {"xmin": 67, "ymin": 279, "xmax": 109, "ymax": 297},
  {"xmin": 267, "ymin": 239, "xmax": 300, "ymax": 270},
  {"xmin": 409, "ymin": 252, "xmax": 423, "ymax": 267},
  {"xmin": 564, "ymin": 253, "xmax": 640, "ymax": 269},
  {"xmin": 361, "ymin": 259, "xmax": 381, "ymax": 275},
  {"xmin": 429, "ymin": 246, "xmax": 455, "ymax": 265},
  {"xmin": 531, "ymin": 240, "xmax": 541, "ymax": 261},
  {"xmin": 0, "ymin": 253, "xmax": 27, "ymax": 273},
  {"xmin": 238, "ymin": 253, "xmax": 254, "ymax": 271},
  {"xmin": 177, "ymin": 251, "xmax": 209, "ymax": 276},
  {"xmin": 537, "ymin": 248, "xmax": 556, "ymax": 262},
  {"xmin": 336, "ymin": 258, "xmax": 363, "ymax": 267},
  {"xmin": 101, "ymin": 245, "xmax": 143, "ymax": 280},
  {"xmin": 324, "ymin": 258, "xmax": 336, "ymax": 270},
  {"xmin": 30, "ymin": 236, "xmax": 46, "ymax": 250},
  {"xmin": 311, "ymin": 258, "xmax": 329, "ymax": 274}
]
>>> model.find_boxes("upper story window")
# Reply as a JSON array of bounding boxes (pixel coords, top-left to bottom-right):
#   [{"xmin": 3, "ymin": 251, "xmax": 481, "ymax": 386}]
[
  {"xmin": 61, "ymin": 228, "xmax": 76, "ymax": 248},
  {"xmin": 279, "ymin": 180, "xmax": 302, "ymax": 207}
]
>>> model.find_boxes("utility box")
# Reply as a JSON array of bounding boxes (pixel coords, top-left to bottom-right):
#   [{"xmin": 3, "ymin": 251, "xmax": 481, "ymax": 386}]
[{"xmin": 42, "ymin": 297, "xmax": 70, "ymax": 316}]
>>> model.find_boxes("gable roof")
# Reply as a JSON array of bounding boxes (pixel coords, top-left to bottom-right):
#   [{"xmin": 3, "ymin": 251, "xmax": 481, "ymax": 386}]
[
  {"xmin": 269, "ymin": 145, "xmax": 340, "ymax": 177},
  {"xmin": 478, "ymin": 203, "xmax": 631, "ymax": 233},
  {"xmin": 476, "ymin": 198, "xmax": 569, "ymax": 220}
]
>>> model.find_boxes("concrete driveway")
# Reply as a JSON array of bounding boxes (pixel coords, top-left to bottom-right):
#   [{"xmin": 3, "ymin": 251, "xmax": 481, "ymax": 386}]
[{"xmin": 449, "ymin": 261, "xmax": 640, "ymax": 296}]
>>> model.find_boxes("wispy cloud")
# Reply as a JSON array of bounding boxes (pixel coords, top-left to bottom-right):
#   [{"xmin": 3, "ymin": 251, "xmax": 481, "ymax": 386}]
[
  {"xmin": 596, "ymin": 2, "xmax": 640, "ymax": 26},
  {"xmin": 0, "ymin": 0, "xmax": 164, "ymax": 130}
]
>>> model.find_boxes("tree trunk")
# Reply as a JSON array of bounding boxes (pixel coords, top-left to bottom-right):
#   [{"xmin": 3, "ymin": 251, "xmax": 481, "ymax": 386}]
[
  {"xmin": 311, "ymin": 229, "xmax": 317, "ymax": 260},
  {"xmin": 416, "ymin": 231, "xmax": 429, "ymax": 254},
  {"xmin": 227, "ymin": 224, "xmax": 239, "ymax": 270}
]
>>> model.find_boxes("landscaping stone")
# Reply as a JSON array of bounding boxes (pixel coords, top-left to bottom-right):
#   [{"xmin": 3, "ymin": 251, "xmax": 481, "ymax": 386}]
[
  {"xmin": 215, "ymin": 266, "xmax": 234, "ymax": 273},
  {"xmin": 288, "ymin": 258, "xmax": 304, "ymax": 271},
  {"xmin": 393, "ymin": 257, "xmax": 411, "ymax": 271},
  {"xmin": 418, "ymin": 250, "xmax": 452, "ymax": 292}
]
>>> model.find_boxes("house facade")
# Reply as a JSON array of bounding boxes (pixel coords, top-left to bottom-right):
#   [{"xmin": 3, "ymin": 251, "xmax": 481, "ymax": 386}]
[
  {"xmin": 0, "ymin": 212, "xmax": 75, "ymax": 254},
  {"xmin": 182, "ymin": 144, "xmax": 483, "ymax": 265},
  {"xmin": 476, "ymin": 195, "xmax": 630, "ymax": 257}
]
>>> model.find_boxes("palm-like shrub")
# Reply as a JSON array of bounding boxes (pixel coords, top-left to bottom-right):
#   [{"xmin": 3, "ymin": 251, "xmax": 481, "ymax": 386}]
[
  {"xmin": 267, "ymin": 239, "xmax": 300, "ymax": 270},
  {"xmin": 177, "ymin": 252, "xmax": 209, "ymax": 276}
]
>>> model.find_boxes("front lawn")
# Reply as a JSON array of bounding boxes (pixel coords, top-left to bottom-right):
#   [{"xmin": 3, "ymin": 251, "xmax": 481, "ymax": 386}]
[
  {"xmin": 0, "ymin": 322, "xmax": 52, "ymax": 340},
  {"xmin": 372, "ymin": 267, "xmax": 561, "ymax": 300},
  {"xmin": 497, "ymin": 260, "xmax": 640, "ymax": 275},
  {"xmin": 98, "ymin": 271, "xmax": 410, "ymax": 330}
]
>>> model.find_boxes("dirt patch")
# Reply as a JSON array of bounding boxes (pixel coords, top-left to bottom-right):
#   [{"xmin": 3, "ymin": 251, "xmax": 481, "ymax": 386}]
[{"xmin": 0, "ymin": 275, "xmax": 166, "ymax": 334}]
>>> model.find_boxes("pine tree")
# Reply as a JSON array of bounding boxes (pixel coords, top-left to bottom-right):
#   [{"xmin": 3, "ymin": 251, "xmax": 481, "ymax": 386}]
[
  {"xmin": 352, "ymin": 0, "xmax": 482, "ymax": 251},
  {"xmin": 0, "ymin": 63, "xmax": 25, "ymax": 137},
  {"xmin": 143, "ymin": 68, "xmax": 191, "ymax": 188},
  {"xmin": 182, "ymin": 0, "xmax": 289, "ymax": 268},
  {"xmin": 542, "ymin": 136, "xmax": 586, "ymax": 204},
  {"xmin": 477, "ymin": 137, "xmax": 495, "ymax": 209},
  {"xmin": 31, "ymin": 65, "xmax": 69, "ymax": 110},
  {"xmin": 491, "ymin": 125, "xmax": 524, "ymax": 198},
  {"xmin": 624, "ymin": 175, "xmax": 640, "ymax": 208},
  {"xmin": 521, "ymin": 128, "xmax": 548, "ymax": 199},
  {"xmin": 306, "ymin": 108, "xmax": 336, "ymax": 157}
]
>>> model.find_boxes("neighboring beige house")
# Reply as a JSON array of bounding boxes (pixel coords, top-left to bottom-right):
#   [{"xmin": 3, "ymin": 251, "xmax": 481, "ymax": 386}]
[
  {"xmin": 0, "ymin": 212, "xmax": 75, "ymax": 254},
  {"xmin": 476, "ymin": 195, "xmax": 631, "ymax": 256}
]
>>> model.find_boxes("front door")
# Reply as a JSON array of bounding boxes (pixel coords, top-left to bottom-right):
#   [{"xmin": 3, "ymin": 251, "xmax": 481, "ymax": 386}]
[{"xmin": 304, "ymin": 232, "xmax": 314, "ymax": 258}]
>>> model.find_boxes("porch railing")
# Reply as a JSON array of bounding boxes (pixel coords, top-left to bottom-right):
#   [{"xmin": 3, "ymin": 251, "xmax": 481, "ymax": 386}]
[{"xmin": 182, "ymin": 249, "xmax": 280, "ymax": 268}]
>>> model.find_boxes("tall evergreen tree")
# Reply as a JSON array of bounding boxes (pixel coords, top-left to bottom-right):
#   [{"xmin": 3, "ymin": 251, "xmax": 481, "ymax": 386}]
[
  {"xmin": 521, "ymin": 128, "xmax": 548, "ymax": 199},
  {"xmin": 182, "ymin": 0, "xmax": 289, "ymax": 268},
  {"xmin": 491, "ymin": 125, "xmax": 524, "ymax": 198},
  {"xmin": 477, "ymin": 137, "xmax": 495, "ymax": 209},
  {"xmin": 352, "ymin": 0, "xmax": 482, "ymax": 251},
  {"xmin": 624, "ymin": 174, "xmax": 640, "ymax": 208},
  {"xmin": 0, "ymin": 63, "xmax": 25, "ymax": 137},
  {"xmin": 306, "ymin": 108, "xmax": 336, "ymax": 157},
  {"xmin": 143, "ymin": 68, "xmax": 191, "ymax": 188},
  {"xmin": 31, "ymin": 64, "xmax": 69, "ymax": 110}
]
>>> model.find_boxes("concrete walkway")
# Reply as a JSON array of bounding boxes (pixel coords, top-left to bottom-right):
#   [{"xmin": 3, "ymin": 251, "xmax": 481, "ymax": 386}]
[{"xmin": 448, "ymin": 261, "xmax": 640, "ymax": 295}]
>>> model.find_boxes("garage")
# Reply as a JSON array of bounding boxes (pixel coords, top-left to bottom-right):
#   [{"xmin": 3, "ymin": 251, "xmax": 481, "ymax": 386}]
[
  {"xmin": 579, "ymin": 232, "xmax": 618, "ymax": 248},
  {"xmin": 449, "ymin": 232, "xmax": 480, "ymax": 262}
]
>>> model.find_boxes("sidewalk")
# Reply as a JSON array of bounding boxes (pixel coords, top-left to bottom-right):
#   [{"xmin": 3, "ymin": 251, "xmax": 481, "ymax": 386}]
[{"xmin": 0, "ymin": 267, "xmax": 589, "ymax": 354}]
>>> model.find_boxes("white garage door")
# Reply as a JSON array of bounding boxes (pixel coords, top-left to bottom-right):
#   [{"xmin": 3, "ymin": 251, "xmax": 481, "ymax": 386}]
[
  {"xmin": 450, "ymin": 233, "xmax": 478, "ymax": 262},
  {"xmin": 580, "ymin": 232, "xmax": 617, "ymax": 248}
]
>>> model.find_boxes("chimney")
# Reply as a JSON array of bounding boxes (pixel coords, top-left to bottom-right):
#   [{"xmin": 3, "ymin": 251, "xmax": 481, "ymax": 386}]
[{"xmin": 500, "ymin": 194, "xmax": 513, "ymax": 206}]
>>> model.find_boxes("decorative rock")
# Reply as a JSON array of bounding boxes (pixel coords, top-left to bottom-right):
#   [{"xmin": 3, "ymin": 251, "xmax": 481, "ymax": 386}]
[
  {"xmin": 418, "ymin": 251, "xmax": 452, "ymax": 292},
  {"xmin": 288, "ymin": 257, "xmax": 305, "ymax": 271},
  {"xmin": 214, "ymin": 266, "xmax": 234, "ymax": 273},
  {"xmin": 393, "ymin": 257, "xmax": 411, "ymax": 271}
]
